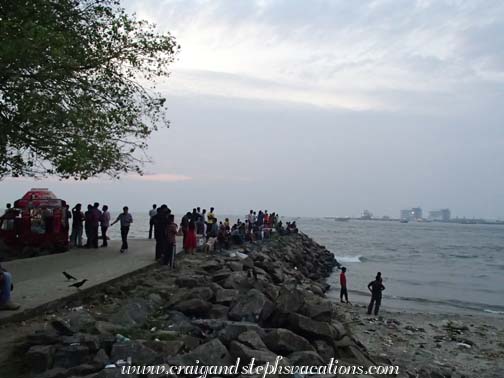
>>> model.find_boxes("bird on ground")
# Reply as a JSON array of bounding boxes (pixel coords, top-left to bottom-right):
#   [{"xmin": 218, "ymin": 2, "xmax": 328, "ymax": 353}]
[
  {"xmin": 62, "ymin": 271, "xmax": 77, "ymax": 281},
  {"xmin": 69, "ymin": 279, "xmax": 88, "ymax": 289}
]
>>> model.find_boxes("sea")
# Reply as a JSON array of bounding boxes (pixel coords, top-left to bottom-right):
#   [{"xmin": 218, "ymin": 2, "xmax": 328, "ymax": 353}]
[{"xmin": 107, "ymin": 214, "xmax": 504, "ymax": 317}]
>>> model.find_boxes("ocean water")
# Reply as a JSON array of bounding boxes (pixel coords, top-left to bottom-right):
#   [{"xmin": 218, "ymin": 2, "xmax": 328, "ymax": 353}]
[{"xmin": 108, "ymin": 213, "xmax": 504, "ymax": 316}]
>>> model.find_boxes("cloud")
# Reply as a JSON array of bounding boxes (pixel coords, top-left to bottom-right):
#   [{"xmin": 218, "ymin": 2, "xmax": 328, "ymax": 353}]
[
  {"xmin": 123, "ymin": 0, "xmax": 504, "ymax": 114},
  {"xmin": 127, "ymin": 173, "xmax": 192, "ymax": 182}
]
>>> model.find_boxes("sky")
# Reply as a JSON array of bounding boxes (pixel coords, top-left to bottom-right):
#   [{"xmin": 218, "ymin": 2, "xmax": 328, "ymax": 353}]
[{"xmin": 2, "ymin": 0, "xmax": 504, "ymax": 218}]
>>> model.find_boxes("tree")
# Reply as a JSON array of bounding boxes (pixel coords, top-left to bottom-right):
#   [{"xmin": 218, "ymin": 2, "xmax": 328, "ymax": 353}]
[{"xmin": 0, "ymin": 0, "xmax": 179, "ymax": 179}]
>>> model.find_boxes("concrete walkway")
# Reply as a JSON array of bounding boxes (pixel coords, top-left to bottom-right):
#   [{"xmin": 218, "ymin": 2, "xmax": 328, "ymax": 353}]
[{"xmin": 0, "ymin": 237, "xmax": 183, "ymax": 323}]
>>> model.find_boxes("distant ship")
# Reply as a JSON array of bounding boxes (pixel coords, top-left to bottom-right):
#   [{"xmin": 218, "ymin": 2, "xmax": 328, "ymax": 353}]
[{"xmin": 335, "ymin": 217, "xmax": 351, "ymax": 222}]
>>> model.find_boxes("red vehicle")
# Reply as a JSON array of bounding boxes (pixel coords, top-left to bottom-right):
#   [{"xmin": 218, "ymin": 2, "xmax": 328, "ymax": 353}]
[{"xmin": 0, "ymin": 188, "xmax": 69, "ymax": 253}]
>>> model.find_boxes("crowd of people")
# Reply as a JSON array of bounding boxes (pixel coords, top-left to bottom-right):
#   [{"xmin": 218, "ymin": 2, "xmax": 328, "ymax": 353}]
[{"xmin": 2, "ymin": 202, "xmax": 386, "ymax": 315}]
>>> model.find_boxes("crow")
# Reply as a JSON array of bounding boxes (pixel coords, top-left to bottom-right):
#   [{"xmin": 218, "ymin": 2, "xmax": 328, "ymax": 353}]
[
  {"xmin": 69, "ymin": 279, "xmax": 88, "ymax": 289},
  {"xmin": 62, "ymin": 271, "xmax": 77, "ymax": 281}
]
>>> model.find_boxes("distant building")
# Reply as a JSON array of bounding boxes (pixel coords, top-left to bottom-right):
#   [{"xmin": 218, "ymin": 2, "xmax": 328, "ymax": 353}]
[
  {"xmin": 428, "ymin": 209, "xmax": 451, "ymax": 222},
  {"xmin": 400, "ymin": 207, "xmax": 423, "ymax": 221}
]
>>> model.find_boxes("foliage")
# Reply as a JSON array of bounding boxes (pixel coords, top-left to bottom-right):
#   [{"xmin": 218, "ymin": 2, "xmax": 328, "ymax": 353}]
[{"xmin": 0, "ymin": 0, "xmax": 179, "ymax": 179}]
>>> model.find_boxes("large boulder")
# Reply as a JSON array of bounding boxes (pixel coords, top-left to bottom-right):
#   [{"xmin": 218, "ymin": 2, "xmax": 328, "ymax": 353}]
[
  {"xmin": 110, "ymin": 341, "xmax": 159, "ymax": 365},
  {"xmin": 109, "ymin": 298, "xmax": 154, "ymax": 327},
  {"xmin": 228, "ymin": 289, "xmax": 274, "ymax": 323},
  {"xmin": 237, "ymin": 330, "xmax": 268, "ymax": 351},
  {"xmin": 288, "ymin": 350, "xmax": 325, "ymax": 366},
  {"xmin": 173, "ymin": 338, "xmax": 232, "ymax": 367},
  {"xmin": 215, "ymin": 289, "xmax": 239, "ymax": 305},
  {"xmin": 299, "ymin": 298, "xmax": 334, "ymax": 322},
  {"xmin": 53, "ymin": 345, "xmax": 90, "ymax": 369},
  {"xmin": 172, "ymin": 298, "xmax": 212, "ymax": 317},
  {"xmin": 286, "ymin": 313, "xmax": 337, "ymax": 342},
  {"xmin": 229, "ymin": 341, "xmax": 280, "ymax": 365},
  {"xmin": 26, "ymin": 345, "xmax": 55, "ymax": 373},
  {"xmin": 263, "ymin": 329, "xmax": 314, "ymax": 355}
]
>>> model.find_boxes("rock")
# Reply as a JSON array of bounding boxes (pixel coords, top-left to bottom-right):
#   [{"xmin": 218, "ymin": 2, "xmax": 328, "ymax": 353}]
[
  {"xmin": 288, "ymin": 350, "xmax": 325, "ymax": 366},
  {"xmin": 173, "ymin": 298, "xmax": 212, "ymax": 317},
  {"xmin": 26, "ymin": 345, "xmax": 55, "ymax": 373},
  {"xmin": 175, "ymin": 275, "xmax": 208, "ymax": 288},
  {"xmin": 229, "ymin": 341, "xmax": 280, "ymax": 365},
  {"xmin": 275, "ymin": 287, "xmax": 305, "ymax": 314},
  {"xmin": 93, "ymin": 349, "xmax": 109, "ymax": 368},
  {"xmin": 143, "ymin": 340, "xmax": 184, "ymax": 356},
  {"xmin": 163, "ymin": 311, "xmax": 202, "ymax": 336},
  {"xmin": 190, "ymin": 286, "xmax": 215, "ymax": 302},
  {"xmin": 99, "ymin": 335, "xmax": 116, "ymax": 356},
  {"xmin": 287, "ymin": 313, "xmax": 336, "ymax": 341},
  {"xmin": 215, "ymin": 321, "xmax": 267, "ymax": 346},
  {"xmin": 94, "ymin": 321, "xmax": 122, "ymax": 336},
  {"xmin": 175, "ymin": 338, "xmax": 232, "ymax": 367},
  {"xmin": 313, "ymin": 340, "xmax": 336, "ymax": 363},
  {"xmin": 27, "ymin": 330, "xmax": 60, "ymax": 346},
  {"xmin": 333, "ymin": 335, "xmax": 352, "ymax": 348},
  {"xmin": 222, "ymin": 271, "xmax": 252, "ymax": 290},
  {"xmin": 228, "ymin": 289, "xmax": 274, "ymax": 323},
  {"xmin": 109, "ymin": 298, "xmax": 154, "ymax": 327},
  {"xmin": 66, "ymin": 311, "xmax": 97, "ymax": 333},
  {"xmin": 148, "ymin": 293, "xmax": 164, "ymax": 306},
  {"xmin": 53, "ymin": 345, "xmax": 90, "ymax": 368},
  {"xmin": 330, "ymin": 320, "xmax": 347, "ymax": 340},
  {"xmin": 95, "ymin": 367, "xmax": 136, "ymax": 378},
  {"xmin": 237, "ymin": 330, "xmax": 268, "ymax": 351},
  {"xmin": 215, "ymin": 289, "xmax": 239, "ymax": 304},
  {"xmin": 68, "ymin": 363, "xmax": 102, "ymax": 376},
  {"xmin": 51, "ymin": 318, "xmax": 76, "ymax": 336},
  {"xmin": 263, "ymin": 329, "xmax": 314, "ymax": 355},
  {"xmin": 180, "ymin": 335, "xmax": 201, "ymax": 351},
  {"xmin": 110, "ymin": 341, "xmax": 159, "ymax": 365},
  {"xmin": 299, "ymin": 298, "xmax": 333, "ymax": 322},
  {"xmin": 209, "ymin": 304, "xmax": 230, "ymax": 319},
  {"xmin": 228, "ymin": 261, "xmax": 244, "ymax": 271}
]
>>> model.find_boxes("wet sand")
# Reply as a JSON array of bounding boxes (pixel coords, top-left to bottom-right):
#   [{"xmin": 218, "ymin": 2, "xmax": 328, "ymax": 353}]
[{"xmin": 336, "ymin": 302, "xmax": 504, "ymax": 378}]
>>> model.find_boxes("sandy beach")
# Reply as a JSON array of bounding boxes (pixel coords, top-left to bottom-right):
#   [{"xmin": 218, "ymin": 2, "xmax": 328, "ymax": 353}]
[{"xmin": 337, "ymin": 303, "xmax": 504, "ymax": 377}]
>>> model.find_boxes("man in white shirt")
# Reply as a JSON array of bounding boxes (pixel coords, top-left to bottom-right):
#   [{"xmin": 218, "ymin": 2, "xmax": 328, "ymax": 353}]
[{"xmin": 148, "ymin": 204, "xmax": 157, "ymax": 239}]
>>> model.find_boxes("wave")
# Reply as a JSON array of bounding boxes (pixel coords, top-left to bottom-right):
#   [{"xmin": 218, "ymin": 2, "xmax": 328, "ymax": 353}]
[
  {"xmin": 336, "ymin": 255, "xmax": 362, "ymax": 263},
  {"xmin": 484, "ymin": 309, "xmax": 504, "ymax": 315}
]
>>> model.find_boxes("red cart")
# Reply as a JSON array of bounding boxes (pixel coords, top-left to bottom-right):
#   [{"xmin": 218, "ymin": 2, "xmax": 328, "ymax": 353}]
[{"xmin": 0, "ymin": 188, "xmax": 69, "ymax": 254}]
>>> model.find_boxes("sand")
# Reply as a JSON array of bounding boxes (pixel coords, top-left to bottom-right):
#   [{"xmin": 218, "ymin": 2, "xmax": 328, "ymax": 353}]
[{"xmin": 337, "ymin": 302, "xmax": 504, "ymax": 378}]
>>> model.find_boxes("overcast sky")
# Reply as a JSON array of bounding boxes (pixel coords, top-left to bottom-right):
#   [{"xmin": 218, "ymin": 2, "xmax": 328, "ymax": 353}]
[{"xmin": 2, "ymin": 0, "xmax": 504, "ymax": 218}]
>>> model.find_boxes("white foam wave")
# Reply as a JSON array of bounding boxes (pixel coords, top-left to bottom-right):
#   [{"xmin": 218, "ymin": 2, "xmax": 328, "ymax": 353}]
[
  {"xmin": 336, "ymin": 255, "xmax": 362, "ymax": 263},
  {"xmin": 483, "ymin": 309, "xmax": 504, "ymax": 315}
]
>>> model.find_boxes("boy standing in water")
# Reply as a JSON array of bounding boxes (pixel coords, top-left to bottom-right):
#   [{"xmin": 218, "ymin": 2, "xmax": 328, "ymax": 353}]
[
  {"xmin": 340, "ymin": 267, "xmax": 349, "ymax": 303},
  {"xmin": 367, "ymin": 272, "xmax": 385, "ymax": 316}
]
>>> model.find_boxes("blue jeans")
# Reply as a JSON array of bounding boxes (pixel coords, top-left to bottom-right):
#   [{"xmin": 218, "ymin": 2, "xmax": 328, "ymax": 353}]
[{"xmin": 0, "ymin": 272, "xmax": 12, "ymax": 305}]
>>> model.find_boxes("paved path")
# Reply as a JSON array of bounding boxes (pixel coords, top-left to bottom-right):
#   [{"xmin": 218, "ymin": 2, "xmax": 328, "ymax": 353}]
[{"xmin": 0, "ymin": 237, "xmax": 183, "ymax": 323}]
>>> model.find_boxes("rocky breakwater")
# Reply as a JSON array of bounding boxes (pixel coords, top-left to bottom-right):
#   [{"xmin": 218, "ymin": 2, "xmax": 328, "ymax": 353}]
[{"xmin": 17, "ymin": 233, "xmax": 382, "ymax": 378}]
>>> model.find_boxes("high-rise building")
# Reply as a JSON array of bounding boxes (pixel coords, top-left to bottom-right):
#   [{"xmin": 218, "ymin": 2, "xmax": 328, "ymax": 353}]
[
  {"xmin": 429, "ymin": 209, "xmax": 451, "ymax": 221},
  {"xmin": 400, "ymin": 207, "xmax": 423, "ymax": 221}
]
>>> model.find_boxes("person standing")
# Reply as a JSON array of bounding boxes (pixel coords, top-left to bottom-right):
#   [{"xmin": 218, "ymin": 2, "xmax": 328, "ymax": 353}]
[
  {"xmin": 70, "ymin": 204, "xmax": 84, "ymax": 247},
  {"xmin": 84, "ymin": 204, "xmax": 93, "ymax": 248},
  {"xmin": 111, "ymin": 207, "xmax": 133, "ymax": 253},
  {"xmin": 184, "ymin": 221, "xmax": 197, "ymax": 254},
  {"xmin": 340, "ymin": 267, "xmax": 349, "ymax": 303},
  {"xmin": 0, "ymin": 264, "xmax": 20, "ymax": 311},
  {"xmin": 100, "ymin": 205, "xmax": 110, "ymax": 247},
  {"xmin": 164, "ymin": 214, "xmax": 178, "ymax": 267},
  {"xmin": 148, "ymin": 204, "xmax": 157, "ymax": 239},
  {"xmin": 90, "ymin": 203, "xmax": 102, "ymax": 248},
  {"xmin": 153, "ymin": 205, "xmax": 169, "ymax": 260},
  {"xmin": 207, "ymin": 207, "xmax": 216, "ymax": 223},
  {"xmin": 367, "ymin": 272, "xmax": 385, "ymax": 316}
]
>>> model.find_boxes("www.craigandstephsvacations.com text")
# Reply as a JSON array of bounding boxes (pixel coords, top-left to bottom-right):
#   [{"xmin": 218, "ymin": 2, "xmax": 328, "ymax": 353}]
[{"xmin": 120, "ymin": 357, "xmax": 399, "ymax": 377}]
